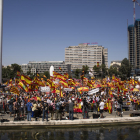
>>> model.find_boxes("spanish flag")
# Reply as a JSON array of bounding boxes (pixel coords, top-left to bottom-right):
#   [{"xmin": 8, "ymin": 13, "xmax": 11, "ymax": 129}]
[
  {"xmin": 43, "ymin": 75, "xmax": 47, "ymax": 78},
  {"xmin": 18, "ymin": 81, "xmax": 28, "ymax": 92},
  {"xmin": 17, "ymin": 71, "xmax": 20, "ymax": 76},
  {"xmin": 37, "ymin": 73, "xmax": 39, "ymax": 77},
  {"xmin": 59, "ymin": 67, "xmax": 62, "ymax": 71},
  {"xmin": 9, "ymin": 79, "xmax": 12, "ymax": 83},
  {"xmin": 68, "ymin": 79, "xmax": 75, "ymax": 86},
  {"xmin": 87, "ymin": 80, "xmax": 92, "ymax": 88},
  {"xmin": 64, "ymin": 73, "xmax": 69, "ymax": 79},
  {"xmin": 59, "ymin": 80, "xmax": 68, "ymax": 88},
  {"xmin": 4, "ymin": 81, "xmax": 8, "ymax": 85},
  {"xmin": 10, "ymin": 86, "xmax": 19, "ymax": 95},
  {"xmin": 97, "ymin": 62, "xmax": 99, "ymax": 67},
  {"xmin": 21, "ymin": 75, "xmax": 32, "ymax": 85}
]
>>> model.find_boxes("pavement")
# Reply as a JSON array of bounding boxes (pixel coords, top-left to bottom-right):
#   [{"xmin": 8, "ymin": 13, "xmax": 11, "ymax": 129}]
[{"xmin": 0, "ymin": 110, "xmax": 140, "ymax": 128}]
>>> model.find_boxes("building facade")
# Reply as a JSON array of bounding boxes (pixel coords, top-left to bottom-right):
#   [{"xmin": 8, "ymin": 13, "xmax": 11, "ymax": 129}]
[
  {"xmin": 21, "ymin": 61, "xmax": 71, "ymax": 75},
  {"xmin": 65, "ymin": 43, "xmax": 108, "ymax": 70},
  {"xmin": 110, "ymin": 60, "xmax": 122, "ymax": 67},
  {"xmin": 128, "ymin": 19, "xmax": 140, "ymax": 74}
]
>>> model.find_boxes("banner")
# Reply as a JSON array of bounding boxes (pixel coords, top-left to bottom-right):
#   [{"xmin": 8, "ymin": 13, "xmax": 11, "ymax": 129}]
[
  {"xmin": 64, "ymin": 88, "xmax": 73, "ymax": 92},
  {"xmin": 88, "ymin": 88, "xmax": 99, "ymax": 95},
  {"xmin": 40, "ymin": 86, "xmax": 50, "ymax": 92}
]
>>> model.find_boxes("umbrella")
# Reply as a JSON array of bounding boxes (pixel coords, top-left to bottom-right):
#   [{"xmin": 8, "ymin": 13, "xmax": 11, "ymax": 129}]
[{"xmin": 133, "ymin": 88, "xmax": 139, "ymax": 92}]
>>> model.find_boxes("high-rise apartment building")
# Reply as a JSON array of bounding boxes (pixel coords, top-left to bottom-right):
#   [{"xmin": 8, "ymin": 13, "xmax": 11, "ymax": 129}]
[
  {"xmin": 128, "ymin": 19, "xmax": 140, "ymax": 74},
  {"xmin": 65, "ymin": 43, "xmax": 108, "ymax": 70}
]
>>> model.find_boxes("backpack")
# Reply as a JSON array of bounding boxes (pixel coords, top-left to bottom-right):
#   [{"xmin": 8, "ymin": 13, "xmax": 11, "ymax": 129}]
[
  {"xmin": 49, "ymin": 105, "xmax": 53, "ymax": 111},
  {"xmin": 44, "ymin": 103, "xmax": 48, "ymax": 110}
]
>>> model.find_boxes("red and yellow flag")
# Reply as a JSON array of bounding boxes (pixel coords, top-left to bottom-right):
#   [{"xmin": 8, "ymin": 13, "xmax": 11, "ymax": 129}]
[
  {"xmin": 17, "ymin": 71, "xmax": 20, "ymax": 76},
  {"xmin": 37, "ymin": 73, "xmax": 39, "ymax": 77},
  {"xmin": 43, "ymin": 75, "xmax": 47, "ymax": 78},
  {"xmin": 64, "ymin": 73, "xmax": 69, "ymax": 79},
  {"xmin": 87, "ymin": 80, "xmax": 92, "ymax": 88},
  {"xmin": 97, "ymin": 62, "xmax": 99, "ymax": 67},
  {"xmin": 18, "ymin": 81, "xmax": 28, "ymax": 92},
  {"xmin": 59, "ymin": 67, "xmax": 62, "ymax": 71},
  {"xmin": 21, "ymin": 75, "xmax": 32, "ymax": 85},
  {"xmin": 59, "ymin": 80, "xmax": 68, "ymax": 88},
  {"xmin": 10, "ymin": 86, "xmax": 19, "ymax": 95}
]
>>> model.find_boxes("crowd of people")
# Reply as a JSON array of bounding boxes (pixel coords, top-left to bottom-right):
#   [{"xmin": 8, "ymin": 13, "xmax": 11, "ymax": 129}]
[
  {"xmin": 0, "ymin": 73, "xmax": 140, "ymax": 121},
  {"xmin": 0, "ymin": 87, "xmax": 139, "ymax": 121}
]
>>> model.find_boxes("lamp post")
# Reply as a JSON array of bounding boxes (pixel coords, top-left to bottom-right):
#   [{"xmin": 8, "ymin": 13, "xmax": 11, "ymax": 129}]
[
  {"xmin": 0, "ymin": 0, "xmax": 3, "ymax": 83},
  {"xmin": 134, "ymin": 74, "xmax": 136, "ymax": 88}
]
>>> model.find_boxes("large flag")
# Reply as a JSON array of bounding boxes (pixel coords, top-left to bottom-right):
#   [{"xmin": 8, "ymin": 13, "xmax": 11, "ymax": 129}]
[
  {"xmin": 53, "ymin": 71, "xmax": 66, "ymax": 81},
  {"xmin": 64, "ymin": 73, "xmax": 69, "ymax": 79},
  {"xmin": 21, "ymin": 75, "xmax": 32, "ymax": 85},
  {"xmin": 10, "ymin": 86, "xmax": 19, "ymax": 95},
  {"xmin": 37, "ymin": 73, "xmax": 39, "ymax": 77},
  {"xmin": 59, "ymin": 80, "xmax": 68, "ymax": 88},
  {"xmin": 18, "ymin": 81, "xmax": 28, "ymax": 92},
  {"xmin": 87, "ymin": 80, "xmax": 92, "ymax": 88},
  {"xmin": 68, "ymin": 79, "xmax": 75, "ymax": 86},
  {"xmin": 34, "ymin": 78, "xmax": 45, "ymax": 86}
]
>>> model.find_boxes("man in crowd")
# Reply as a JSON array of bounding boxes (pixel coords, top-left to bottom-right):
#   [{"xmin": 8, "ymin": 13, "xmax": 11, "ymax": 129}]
[
  {"xmin": 99, "ymin": 99, "xmax": 104, "ymax": 118},
  {"xmin": 69, "ymin": 100, "xmax": 74, "ymax": 120},
  {"xmin": 42, "ymin": 100, "xmax": 48, "ymax": 121},
  {"xmin": 26, "ymin": 100, "xmax": 32, "ymax": 121}
]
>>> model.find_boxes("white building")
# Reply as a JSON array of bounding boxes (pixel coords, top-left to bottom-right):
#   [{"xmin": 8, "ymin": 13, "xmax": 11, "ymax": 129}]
[
  {"xmin": 65, "ymin": 43, "xmax": 108, "ymax": 70},
  {"xmin": 21, "ymin": 61, "xmax": 71, "ymax": 75}
]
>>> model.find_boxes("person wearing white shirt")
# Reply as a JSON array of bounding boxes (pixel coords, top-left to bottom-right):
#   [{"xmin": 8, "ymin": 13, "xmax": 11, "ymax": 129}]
[{"xmin": 99, "ymin": 99, "xmax": 104, "ymax": 118}]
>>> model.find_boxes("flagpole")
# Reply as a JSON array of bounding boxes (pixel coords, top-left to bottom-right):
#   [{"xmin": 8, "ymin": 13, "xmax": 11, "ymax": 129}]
[{"xmin": 0, "ymin": 0, "xmax": 3, "ymax": 84}]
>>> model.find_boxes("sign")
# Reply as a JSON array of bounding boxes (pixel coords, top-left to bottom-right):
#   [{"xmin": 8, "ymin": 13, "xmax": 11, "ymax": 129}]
[
  {"xmin": 40, "ymin": 86, "xmax": 50, "ymax": 92},
  {"xmin": 64, "ymin": 88, "xmax": 73, "ymax": 92},
  {"xmin": 88, "ymin": 88, "xmax": 99, "ymax": 95}
]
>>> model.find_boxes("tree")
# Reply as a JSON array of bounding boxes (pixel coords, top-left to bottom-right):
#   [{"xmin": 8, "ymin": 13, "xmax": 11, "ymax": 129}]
[
  {"xmin": 119, "ymin": 58, "xmax": 132, "ymax": 80},
  {"xmin": 82, "ymin": 65, "xmax": 89, "ymax": 74},
  {"xmin": 100, "ymin": 64, "xmax": 108, "ymax": 78},
  {"xmin": 2, "ymin": 64, "xmax": 22, "ymax": 79},
  {"xmin": 93, "ymin": 65, "xmax": 101, "ymax": 73},
  {"xmin": 44, "ymin": 71, "xmax": 50, "ymax": 79},
  {"xmin": 11, "ymin": 63, "xmax": 22, "ymax": 79},
  {"xmin": 74, "ymin": 69, "xmax": 81, "ymax": 79},
  {"xmin": 108, "ymin": 66, "xmax": 118, "ymax": 77}
]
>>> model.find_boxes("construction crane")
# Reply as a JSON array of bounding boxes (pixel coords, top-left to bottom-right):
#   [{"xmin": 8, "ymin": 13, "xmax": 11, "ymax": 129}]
[{"xmin": 132, "ymin": 0, "xmax": 140, "ymax": 23}]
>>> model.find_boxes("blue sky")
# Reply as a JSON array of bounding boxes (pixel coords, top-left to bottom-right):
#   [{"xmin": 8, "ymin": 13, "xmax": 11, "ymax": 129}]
[{"xmin": 2, "ymin": 0, "xmax": 140, "ymax": 67}]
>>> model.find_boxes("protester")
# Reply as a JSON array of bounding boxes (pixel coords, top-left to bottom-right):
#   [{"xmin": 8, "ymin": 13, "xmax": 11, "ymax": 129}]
[
  {"xmin": 69, "ymin": 100, "xmax": 74, "ymax": 120},
  {"xmin": 99, "ymin": 99, "xmax": 104, "ymax": 118},
  {"xmin": 49, "ymin": 100, "xmax": 55, "ymax": 120},
  {"xmin": 26, "ymin": 100, "xmax": 32, "ymax": 121},
  {"xmin": 42, "ymin": 100, "xmax": 48, "ymax": 121}
]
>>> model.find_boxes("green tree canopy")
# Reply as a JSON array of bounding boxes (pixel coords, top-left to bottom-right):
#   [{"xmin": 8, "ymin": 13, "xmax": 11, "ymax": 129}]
[
  {"xmin": 74, "ymin": 69, "xmax": 81, "ymax": 79},
  {"xmin": 82, "ymin": 65, "xmax": 89, "ymax": 74},
  {"xmin": 2, "ymin": 64, "xmax": 22, "ymax": 79},
  {"xmin": 119, "ymin": 58, "xmax": 132, "ymax": 80},
  {"xmin": 44, "ymin": 71, "xmax": 50, "ymax": 79}
]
